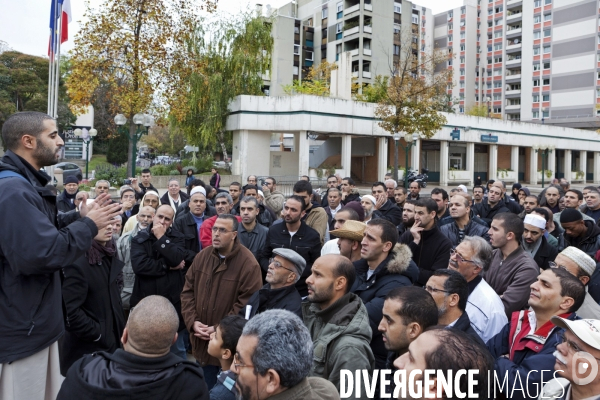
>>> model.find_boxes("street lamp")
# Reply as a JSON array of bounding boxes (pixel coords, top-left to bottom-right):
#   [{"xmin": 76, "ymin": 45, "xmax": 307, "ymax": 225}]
[
  {"xmin": 402, "ymin": 132, "xmax": 419, "ymax": 188},
  {"xmin": 392, "ymin": 131, "xmax": 401, "ymax": 181},
  {"xmin": 534, "ymin": 143, "xmax": 554, "ymax": 188},
  {"xmin": 114, "ymin": 113, "xmax": 154, "ymax": 178},
  {"xmin": 74, "ymin": 127, "xmax": 98, "ymax": 180}
]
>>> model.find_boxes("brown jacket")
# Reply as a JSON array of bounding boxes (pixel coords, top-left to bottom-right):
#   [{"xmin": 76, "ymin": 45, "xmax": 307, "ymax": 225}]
[{"xmin": 181, "ymin": 238, "xmax": 262, "ymax": 366}]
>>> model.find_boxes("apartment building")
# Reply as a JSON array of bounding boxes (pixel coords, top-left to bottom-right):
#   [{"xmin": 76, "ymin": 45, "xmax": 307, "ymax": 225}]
[{"xmin": 266, "ymin": 0, "xmax": 433, "ymax": 96}]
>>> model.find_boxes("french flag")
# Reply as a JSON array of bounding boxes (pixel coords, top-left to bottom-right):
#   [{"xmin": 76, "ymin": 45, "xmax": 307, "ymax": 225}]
[{"xmin": 48, "ymin": 0, "xmax": 72, "ymax": 56}]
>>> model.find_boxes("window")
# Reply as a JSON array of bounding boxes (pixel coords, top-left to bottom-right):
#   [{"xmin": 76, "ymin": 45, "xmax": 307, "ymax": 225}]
[
  {"xmin": 494, "ymin": 31, "xmax": 503, "ymax": 38},
  {"xmin": 533, "ymin": 111, "xmax": 540, "ymax": 119},
  {"xmin": 543, "ymin": 78, "xmax": 550, "ymax": 85},
  {"xmin": 542, "ymin": 110, "xmax": 549, "ymax": 117},
  {"xmin": 393, "ymin": 45, "xmax": 400, "ymax": 55},
  {"xmin": 533, "ymin": 47, "xmax": 540, "ymax": 55},
  {"xmin": 306, "ymin": 51, "xmax": 313, "ymax": 61},
  {"xmin": 336, "ymin": 23, "xmax": 343, "ymax": 33},
  {"xmin": 597, "ymin": 88, "xmax": 600, "ymax": 98},
  {"xmin": 493, "ymin": 94, "xmax": 501, "ymax": 100},
  {"xmin": 544, "ymin": 29, "xmax": 551, "ymax": 37},
  {"xmin": 337, "ymin": 2, "xmax": 343, "ymax": 12},
  {"xmin": 534, "ymin": 0, "xmax": 541, "ymax": 6},
  {"xmin": 495, "ymin": 6, "xmax": 503, "ymax": 13},
  {"xmin": 533, "ymin": 95, "xmax": 540, "ymax": 102},
  {"xmin": 461, "ymin": 7, "xmax": 466, "ymax": 14},
  {"xmin": 534, "ymin": 15, "xmax": 541, "ymax": 23},
  {"xmin": 459, "ymin": 107, "xmax": 465, "ymax": 113},
  {"xmin": 487, "ymin": 83, "xmax": 492, "ymax": 89},
  {"xmin": 544, "ymin": 13, "xmax": 551, "ymax": 21},
  {"xmin": 543, "ymin": 45, "xmax": 551, "ymax": 54},
  {"xmin": 543, "ymin": 62, "xmax": 550, "ymax": 69},
  {"xmin": 545, "ymin": 0, "xmax": 551, "ymax": 4},
  {"xmin": 448, "ymin": 11, "xmax": 453, "ymax": 18},
  {"xmin": 494, "ymin": 43, "xmax": 502, "ymax": 50},
  {"xmin": 493, "ymin": 107, "xmax": 502, "ymax": 113},
  {"xmin": 495, "ymin": 18, "xmax": 503, "ymax": 26},
  {"xmin": 460, "ymin": 68, "xmax": 465, "ymax": 75},
  {"xmin": 448, "ymin": 23, "xmax": 453, "ymax": 30},
  {"xmin": 494, "ymin": 69, "xmax": 502, "ymax": 76},
  {"xmin": 533, "ymin": 31, "xmax": 541, "ymax": 39},
  {"xmin": 394, "ymin": 3, "xmax": 402, "ymax": 13},
  {"xmin": 459, "ymin": 93, "xmax": 465, "ymax": 99},
  {"xmin": 460, "ymin": 56, "xmax": 465, "ymax": 63},
  {"xmin": 322, "ymin": 8, "xmax": 328, "ymax": 19},
  {"xmin": 294, "ymin": 45, "xmax": 300, "ymax": 55},
  {"xmin": 460, "ymin": 44, "xmax": 465, "ymax": 51},
  {"xmin": 293, "ymin": 66, "xmax": 299, "ymax": 75},
  {"xmin": 459, "ymin": 81, "xmax": 465, "ymax": 88},
  {"xmin": 543, "ymin": 94, "xmax": 550, "ymax": 101},
  {"xmin": 394, "ymin": 24, "xmax": 401, "ymax": 33},
  {"xmin": 494, "ymin": 81, "xmax": 502, "ymax": 88},
  {"xmin": 533, "ymin": 63, "xmax": 540, "ymax": 71},
  {"xmin": 448, "ymin": 35, "xmax": 453, "ymax": 42},
  {"xmin": 448, "ymin": 59, "xmax": 453, "ymax": 66},
  {"xmin": 494, "ymin": 56, "xmax": 502, "ymax": 63},
  {"xmin": 412, "ymin": 15, "xmax": 419, "ymax": 24},
  {"xmin": 533, "ymin": 79, "xmax": 540, "ymax": 87},
  {"xmin": 488, "ymin": 21, "xmax": 493, "ymax": 28},
  {"xmin": 460, "ymin": 32, "xmax": 465, "ymax": 39}
]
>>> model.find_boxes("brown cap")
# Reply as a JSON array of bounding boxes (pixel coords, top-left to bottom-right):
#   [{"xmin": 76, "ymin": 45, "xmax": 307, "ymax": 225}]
[{"xmin": 330, "ymin": 220, "xmax": 367, "ymax": 242}]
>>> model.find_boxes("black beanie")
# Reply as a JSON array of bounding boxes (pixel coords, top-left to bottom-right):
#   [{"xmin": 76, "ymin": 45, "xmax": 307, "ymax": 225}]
[
  {"xmin": 64, "ymin": 175, "xmax": 79, "ymax": 185},
  {"xmin": 560, "ymin": 208, "xmax": 583, "ymax": 224}
]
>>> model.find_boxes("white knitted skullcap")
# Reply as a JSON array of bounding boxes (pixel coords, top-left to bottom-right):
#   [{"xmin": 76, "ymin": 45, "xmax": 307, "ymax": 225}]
[
  {"xmin": 560, "ymin": 246, "xmax": 596, "ymax": 277},
  {"xmin": 524, "ymin": 214, "xmax": 546, "ymax": 230},
  {"xmin": 190, "ymin": 186, "xmax": 206, "ymax": 197},
  {"xmin": 258, "ymin": 190, "xmax": 264, "ymax": 198},
  {"xmin": 362, "ymin": 195, "xmax": 377, "ymax": 205}
]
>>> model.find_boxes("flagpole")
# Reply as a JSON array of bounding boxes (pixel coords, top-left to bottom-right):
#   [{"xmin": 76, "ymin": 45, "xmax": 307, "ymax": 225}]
[
  {"xmin": 53, "ymin": 2, "xmax": 63, "ymax": 119},
  {"xmin": 47, "ymin": 0, "xmax": 58, "ymax": 117}
]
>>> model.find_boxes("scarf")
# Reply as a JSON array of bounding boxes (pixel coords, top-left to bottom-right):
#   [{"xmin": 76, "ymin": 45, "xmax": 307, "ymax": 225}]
[
  {"xmin": 64, "ymin": 189, "xmax": 78, "ymax": 201},
  {"xmin": 87, "ymin": 238, "xmax": 116, "ymax": 265},
  {"xmin": 167, "ymin": 193, "xmax": 181, "ymax": 214}
]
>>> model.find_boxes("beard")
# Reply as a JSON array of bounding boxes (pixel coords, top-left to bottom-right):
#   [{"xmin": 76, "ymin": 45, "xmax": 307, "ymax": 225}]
[
  {"xmin": 307, "ymin": 282, "xmax": 334, "ymax": 305},
  {"xmin": 33, "ymin": 139, "xmax": 59, "ymax": 167}
]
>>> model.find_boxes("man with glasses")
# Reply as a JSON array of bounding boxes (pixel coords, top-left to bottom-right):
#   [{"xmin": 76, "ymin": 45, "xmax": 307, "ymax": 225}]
[
  {"xmin": 242, "ymin": 248, "xmax": 304, "ymax": 320},
  {"xmin": 181, "ymin": 214, "xmax": 262, "ymax": 390},
  {"xmin": 551, "ymin": 247, "xmax": 600, "ymax": 320},
  {"xmin": 447, "ymin": 237, "xmax": 507, "ymax": 343},
  {"xmin": 486, "ymin": 268, "xmax": 586, "ymax": 399},
  {"xmin": 199, "ymin": 193, "xmax": 241, "ymax": 248},
  {"xmin": 425, "ymin": 269, "xmax": 484, "ymax": 345},
  {"xmin": 540, "ymin": 317, "xmax": 600, "ymax": 400}
]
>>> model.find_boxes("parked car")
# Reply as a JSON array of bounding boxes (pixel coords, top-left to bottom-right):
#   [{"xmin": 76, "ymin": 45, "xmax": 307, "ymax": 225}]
[{"xmin": 54, "ymin": 162, "xmax": 83, "ymax": 182}]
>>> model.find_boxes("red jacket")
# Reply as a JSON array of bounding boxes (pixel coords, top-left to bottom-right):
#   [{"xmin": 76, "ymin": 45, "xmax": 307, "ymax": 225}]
[{"xmin": 200, "ymin": 215, "xmax": 242, "ymax": 248}]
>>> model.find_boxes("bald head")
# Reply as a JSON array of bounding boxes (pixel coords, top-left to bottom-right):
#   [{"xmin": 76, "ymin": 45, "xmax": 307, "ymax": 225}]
[
  {"xmin": 123, "ymin": 295, "xmax": 179, "ymax": 357},
  {"xmin": 154, "ymin": 205, "xmax": 175, "ymax": 229}
]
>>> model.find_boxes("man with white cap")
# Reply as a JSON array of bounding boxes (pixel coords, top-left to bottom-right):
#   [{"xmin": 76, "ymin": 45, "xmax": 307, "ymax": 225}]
[
  {"xmin": 523, "ymin": 213, "xmax": 559, "ymax": 271},
  {"xmin": 173, "ymin": 186, "xmax": 216, "ymax": 268},
  {"xmin": 330, "ymin": 219, "xmax": 367, "ymax": 262},
  {"xmin": 539, "ymin": 317, "xmax": 600, "ymax": 400},
  {"xmin": 242, "ymin": 248, "xmax": 304, "ymax": 319},
  {"xmin": 552, "ymin": 247, "xmax": 600, "ymax": 320},
  {"xmin": 457, "ymin": 184, "xmax": 468, "ymax": 193},
  {"xmin": 361, "ymin": 195, "xmax": 377, "ymax": 223}
]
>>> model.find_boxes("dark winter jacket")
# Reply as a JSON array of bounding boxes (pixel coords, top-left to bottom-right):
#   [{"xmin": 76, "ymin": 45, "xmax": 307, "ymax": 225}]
[
  {"xmin": 531, "ymin": 235, "xmax": 559, "ymax": 271},
  {"xmin": 372, "ymin": 199, "xmax": 403, "ymax": 226},
  {"xmin": 472, "ymin": 199, "xmax": 511, "ymax": 226},
  {"xmin": 0, "ymin": 150, "xmax": 98, "ymax": 364},
  {"xmin": 241, "ymin": 283, "xmax": 302, "ymax": 319},
  {"xmin": 259, "ymin": 221, "xmax": 322, "ymax": 296},
  {"xmin": 57, "ymin": 349, "xmax": 209, "ymax": 400},
  {"xmin": 130, "ymin": 226, "xmax": 188, "ymax": 330},
  {"xmin": 172, "ymin": 209, "xmax": 217, "ymax": 267},
  {"xmin": 399, "ymin": 224, "xmax": 453, "ymax": 286},
  {"xmin": 341, "ymin": 190, "xmax": 361, "ymax": 205},
  {"xmin": 486, "ymin": 311, "xmax": 576, "ymax": 400},
  {"xmin": 160, "ymin": 191, "xmax": 190, "ymax": 209},
  {"xmin": 351, "ymin": 243, "xmax": 418, "ymax": 368},
  {"xmin": 175, "ymin": 200, "xmax": 216, "ymax": 222},
  {"xmin": 59, "ymin": 249, "xmax": 126, "ymax": 375},
  {"xmin": 210, "ymin": 172, "xmax": 220, "ymax": 189},
  {"xmin": 135, "ymin": 182, "xmax": 159, "ymax": 201},
  {"xmin": 238, "ymin": 222, "xmax": 269, "ymax": 261},
  {"xmin": 57, "ymin": 189, "xmax": 77, "ymax": 213},
  {"xmin": 452, "ymin": 311, "xmax": 485, "ymax": 347},
  {"xmin": 503, "ymin": 195, "xmax": 523, "ymax": 214},
  {"xmin": 438, "ymin": 218, "xmax": 490, "ymax": 246},
  {"xmin": 558, "ymin": 220, "xmax": 600, "ymax": 257}
]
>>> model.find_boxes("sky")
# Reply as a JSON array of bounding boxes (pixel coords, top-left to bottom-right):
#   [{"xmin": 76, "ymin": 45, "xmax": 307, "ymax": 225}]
[{"xmin": 0, "ymin": 0, "xmax": 463, "ymax": 57}]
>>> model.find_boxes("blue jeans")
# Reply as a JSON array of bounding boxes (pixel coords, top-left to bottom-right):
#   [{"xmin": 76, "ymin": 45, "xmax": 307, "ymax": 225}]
[
  {"xmin": 170, "ymin": 329, "xmax": 189, "ymax": 359},
  {"xmin": 202, "ymin": 364, "xmax": 221, "ymax": 390}
]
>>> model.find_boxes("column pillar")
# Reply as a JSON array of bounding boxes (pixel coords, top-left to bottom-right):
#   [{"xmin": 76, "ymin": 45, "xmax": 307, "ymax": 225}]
[
  {"xmin": 594, "ymin": 152, "xmax": 600, "ymax": 184},
  {"xmin": 341, "ymin": 135, "xmax": 352, "ymax": 178},
  {"xmin": 440, "ymin": 140, "xmax": 449, "ymax": 186},
  {"xmin": 564, "ymin": 149, "xmax": 572, "ymax": 183},
  {"xmin": 467, "ymin": 142, "xmax": 475, "ymax": 187},
  {"xmin": 529, "ymin": 147, "xmax": 538, "ymax": 185},
  {"xmin": 579, "ymin": 150, "xmax": 587, "ymax": 183},
  {"xmin": 377, "ymin": 137, "xmax": 388, "ymax": 181},
  {"xmin": 298, "ymin": 131, "xmax": 310, "ymax": 177},
  {"xmin": 411, "ymin": 138, "xmax": 421, "ymax": 173},
  {"xmin": 510, "ymin": 146, "xmax": 519, "ymax": 180},
  {"xmin": 232, "ymin": 130, "xmax": 248, "ymax": 178},
  {"xmin": 489, "ymin": 144, "xmax": 498, "ymax": 182},
  {"xmin": 548, "ymin": 148, "xmax": 556, "ymax": 180}
]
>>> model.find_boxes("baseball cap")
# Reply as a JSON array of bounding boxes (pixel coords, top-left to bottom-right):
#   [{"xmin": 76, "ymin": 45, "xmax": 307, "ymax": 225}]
[{"xmin": 551, "ymin": 317, "xmax": 600, "ymax": 351}]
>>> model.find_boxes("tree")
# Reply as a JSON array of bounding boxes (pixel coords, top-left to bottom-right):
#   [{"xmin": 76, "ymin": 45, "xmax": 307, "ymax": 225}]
[
  {"xmin": 143, "ymin": 124, "xmax": 186, "ymax": 156},
  {"xmin": 466, "ymin": 104, "xmax": 489, "ymax": 117},
  {"xmin": 283, "ymin": 61, "xmax": 338, "ymax": 96},
  {"xmin": 67, "ymin": 0, "xmax": 216, "ymax": 177},
  {"xmin": 106, "ymin": 129, "xmax": 129, "ymax": 165},
  {"xmin": 171, "ymin": 10, "xmax": 273, "ymax": 164}
]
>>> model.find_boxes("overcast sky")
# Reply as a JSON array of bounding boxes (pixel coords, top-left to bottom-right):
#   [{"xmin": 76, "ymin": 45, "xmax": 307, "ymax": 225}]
[{"xmin": 0, "ymin": 0, "xmax": 463, "ymax": 57}]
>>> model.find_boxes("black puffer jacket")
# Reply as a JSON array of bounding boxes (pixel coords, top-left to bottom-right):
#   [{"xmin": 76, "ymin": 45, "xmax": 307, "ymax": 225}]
[
  {"xmin": 0, "ymin": 151, "xmax": 98, "ymax": 364},
  {"xmin": 351, "ymin": 243, "xmax": 418, "ymax": 368},
  {"xmin": 130, "ymin": 226, "xmax": 188, "ymax": 330},
  {"xmin": 59, "ymin": 250, "xmax": 126, "ymax": 375},
  {"xmin": 438, "ymin": 218, "xmax": 490, "ymax": 246},
  {"xmin": 240, "ymin": 283, "xmax": 302, "ymax": 319}
]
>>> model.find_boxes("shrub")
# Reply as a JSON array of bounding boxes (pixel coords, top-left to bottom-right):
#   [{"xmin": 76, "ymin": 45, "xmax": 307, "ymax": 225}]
[
  {"xmin": 195, "ymin": 154, "xmax": 214, "ymax": 173},
  {"xmin": 169, "ymin": 169, "xmax": 180, "ymax": 175},
  {"xmin": 150, "ymin": 164, "xmax": 171, "ymax": 176},
  {"xmin": 95, "ymin": 163, "xmax": 128, "ymax": 186},
  {"xmin": 183, "ymin": 166, "xmax": 197, "ymax": 173}
]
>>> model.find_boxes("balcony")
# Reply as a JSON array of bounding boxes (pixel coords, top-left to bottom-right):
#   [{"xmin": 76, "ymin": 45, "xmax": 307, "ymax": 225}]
[
  {"xmin": 349, "ymin": 48, "xmax": 359, "ymax": 56},
  {"xmin": 364, "ymin": 3, "xmax": 372, "ymax": 11},
  {"xmin": 344, "ymin": 26, "xmax": 359, "ymax": 37},
  {"xmin": 505, "ymin": 89, "xmax": 521, "ymax": 96},
  {"xmin": 363, "ymin": 71, "xmax": 372, "ymax": 78},
  {"xmin": 506, "ymin": 11, "xmax": 522, "ymax": 22},
  {"xmin": 506, "ymin": 43, "xmax": 522, "ymax": 52},
  {"xmin": 364, "ymin": 48, "xmax": 372, "ymax": 56},
  {"xmin": 352, "ymin": 71, "xmax": 359, "ymax": 77},
  {"xmin": 363, "ymin": 25, "xmax": 372, "ymax": 33},
  {"xmin": 506, "ymin": 27, "xmax": 522, "ymax": 37},
  {"xmin": 344, "ymin": 4, "xmax": 360, "ymax": 15},
  {"xmin": 505, "ymin": 73, "xmax": 521, "ymax": 81},
  {"xmin": 506, "ymin": 57, "xmax": 522, "ymax": 66},
  {"xmin": 505, "ymin": 104, "xmax": 521, "ymax": 110},
  {"xmin": 506, "ymin": 0, "xmax": 523, "ymax": 8}
]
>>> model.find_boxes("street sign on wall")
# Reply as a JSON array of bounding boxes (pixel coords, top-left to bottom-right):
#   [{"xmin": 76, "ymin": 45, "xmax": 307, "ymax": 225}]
[{"xmin": 480, "ymin": 134, "xmax": 499, "ymax": 143}]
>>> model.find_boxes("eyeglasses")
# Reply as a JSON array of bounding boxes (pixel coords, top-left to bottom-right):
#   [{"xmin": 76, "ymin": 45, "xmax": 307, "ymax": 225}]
[
  {"xmin": 424, "ymin": 285, "xmax": 451, "ymax": 294},
  {"xmin": 450, "ymin": 248, "xmax": 478, "ymax": 264},
  {"xmin": 233, "ymin": 353, "xmax": 254, "ymax": 371},
  {"xmin": 548, "ymin": 261, "xmax": 569, "ymax": 271},
  {"xmin": 212, "ymin": 227, "xmax": 234, "ymax": 234},
  {"xmin": 269, "ymin": 258, "xmax": 296, "ymax": 274},
  {"xmin": 558, "ymin": 333, "xmax": 600, "ymax": 362}
]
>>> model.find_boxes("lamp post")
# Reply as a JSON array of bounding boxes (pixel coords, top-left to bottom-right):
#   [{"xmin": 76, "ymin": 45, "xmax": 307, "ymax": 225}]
[
  {"xmin": 392, "ymin": 132, "xmax": 401, "ymax": 181},
  {"xmin": 114, "ymin": 113, "xmax": 154, "ymax": 178},
  {"xmin": 534, "ymin": 144, "xmax": 554, "ymax": 188},
  {"xmin": 402, "ymin": 133, "xmax": 419, "ymax": 188},
  {"xmin": 486, "ymin": 96, "xmax": 491, "ymax": 117},
  {"xmin": 74, "ymin": 127, "xmax": 98, "ymax": 180}
]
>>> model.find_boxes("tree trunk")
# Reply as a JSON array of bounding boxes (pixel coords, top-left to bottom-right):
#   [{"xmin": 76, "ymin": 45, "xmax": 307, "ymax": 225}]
[
  {"xmin": 217, "ymin": 130, "xmax": 229, "ymax": 170},
  {"xmin": 126, "ymin": 121, "xmax": 135, "ymax": 176}
]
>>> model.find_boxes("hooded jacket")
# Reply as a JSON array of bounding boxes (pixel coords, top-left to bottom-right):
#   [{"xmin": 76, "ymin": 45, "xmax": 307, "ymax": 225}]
[
  {"xmin": 399, "ymin": 224, "xmax": 453, "ymax": 286},
  {"xmin": 438, "ymin": 218, "xmax": 490, "ymax": 246},
  {"xmin": 302, "ymin": 293, "xmax": 375, "ymax": 397},
  {"xmin": 0, "ymin": 150, "xmax": 98, "ymax": 363},
  {"xmin": 351, "ymin": 243, "xmax": 418, "ymax": 368},
  {"xmin": 558, "ymin": 220, "xmax": 600, "ymax": 257},
  {"xmin": 56, "ymin": 349, "xmax": 209, "ymax": 400}
]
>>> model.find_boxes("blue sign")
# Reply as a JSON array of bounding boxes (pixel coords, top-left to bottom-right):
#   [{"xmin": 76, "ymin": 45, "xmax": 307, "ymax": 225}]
[
  {"xmin": 481, "ymin": 134, "xmax": 499, "ymax": 143},
  {"xmin": 451, "ymin": 129, "xmax": 460, "ymax": 140}
]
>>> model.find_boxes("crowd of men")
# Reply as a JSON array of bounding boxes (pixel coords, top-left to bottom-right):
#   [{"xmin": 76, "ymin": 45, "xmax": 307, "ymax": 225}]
[{"xmin": 2, "ymin": 112, "xmax": 600, "ymax": 400}]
